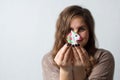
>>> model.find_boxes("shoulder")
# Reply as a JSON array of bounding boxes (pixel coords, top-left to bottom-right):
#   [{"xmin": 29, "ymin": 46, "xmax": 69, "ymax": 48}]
[
  {"xmin": 89, "ymin": 49, "xmax": 115, "ymax": 79},
  {"xmin": 42, "ymin": 51, "xmax": 53, "ymax": 66},
  {"xmin": 42, "ymin": 51, "xmax": 59, "ymax": 72},
  {"xmin": 94, "ymin": 49, "xmax": 115, "ymax": 67},
  {"xmin": 95, "ymin": 48, "xmax": 114, "ymax": 60}
]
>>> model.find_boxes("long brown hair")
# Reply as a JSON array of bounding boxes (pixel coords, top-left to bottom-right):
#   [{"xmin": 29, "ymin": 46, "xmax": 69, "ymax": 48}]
[{"xmin": 52, "ymin": 5, "xmax": 97, "ymax": 76}]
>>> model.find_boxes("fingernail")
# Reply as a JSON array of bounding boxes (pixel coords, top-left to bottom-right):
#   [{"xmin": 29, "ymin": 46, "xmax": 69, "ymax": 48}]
[
  {"xmin": 77, "ymin": 44, "xmax": 80, "ymax": 46},
  {"xmin": 67, "ymin": 43, "xmax": 71, "ymax": 46},
  {"xmin": 72, "ymin": 45, "xmax": 75, "ymax": 47},
  {"xmin": 75, "ymin": 44, "xmax": 77, "ymax": 46},
  {"xmin": 75, "ymin": 44, "xmax": 80, "ymax": 47}
]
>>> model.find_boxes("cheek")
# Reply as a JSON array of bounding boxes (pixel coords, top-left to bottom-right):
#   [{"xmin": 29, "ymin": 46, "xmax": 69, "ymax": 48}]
[
  {"xmin": 85, "ymin": 31, "xmax": 89, "ymax": 39},
  {"xmin": 80, "ymin": 31, "xmax": 89, "ymax": 39}
]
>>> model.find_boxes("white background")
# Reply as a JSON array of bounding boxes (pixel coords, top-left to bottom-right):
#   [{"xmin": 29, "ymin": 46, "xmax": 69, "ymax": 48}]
[{"xmin": 0, "ymin": 0, "xmax": 120, "ymax": 80}]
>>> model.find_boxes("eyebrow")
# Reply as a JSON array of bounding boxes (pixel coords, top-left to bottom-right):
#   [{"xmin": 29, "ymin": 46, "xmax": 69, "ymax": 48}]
[{"xmin": 70, "ymin": 24, "xmax": 87, "ymax": 30}]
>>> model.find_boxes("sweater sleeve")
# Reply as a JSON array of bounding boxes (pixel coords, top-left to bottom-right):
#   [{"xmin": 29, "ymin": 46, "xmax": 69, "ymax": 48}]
[
  {"xmin": 88, "ymin": 50, "xmax": 115, "ymax": 80},
  {"xmin": 42, "ymin": 53, "xmax": 59, "ymax": 80}
]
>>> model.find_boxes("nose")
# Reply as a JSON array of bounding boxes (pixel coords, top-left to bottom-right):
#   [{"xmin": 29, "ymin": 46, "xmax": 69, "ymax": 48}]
[
  {"xmin": 78, "ymin": 34, "xmax": 83, "ymax": 41},
  {"xmin": 74, "ymin": 30, "xmax": 81, "ymax": 40},
  {"xmin": 74, "ymin": 29, "xmax": 83, "ymax": 41}
]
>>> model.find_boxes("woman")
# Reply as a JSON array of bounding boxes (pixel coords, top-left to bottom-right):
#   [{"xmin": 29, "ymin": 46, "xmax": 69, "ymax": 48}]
[{"xmin": 42, "ymin": 5, "xmax": 114, "ymax": 80}]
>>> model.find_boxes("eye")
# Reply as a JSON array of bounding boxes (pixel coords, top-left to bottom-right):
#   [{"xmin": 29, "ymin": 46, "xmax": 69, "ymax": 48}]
[
  {"xmin": 78, "ymin": 26, "xmax": 86, "ymax": 32},
  {"xmin": 70, "ymin": 28, "xmax": 73, "ymax": 30},
  {"xmin": 75, "ymin": 35, "xmax": 77, "ymax": 37}
]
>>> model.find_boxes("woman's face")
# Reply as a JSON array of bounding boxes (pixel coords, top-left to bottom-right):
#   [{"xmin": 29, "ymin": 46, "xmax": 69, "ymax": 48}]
[{"xmin": 70, "ymin": 16, "xmax": 89, "ymax": 47}]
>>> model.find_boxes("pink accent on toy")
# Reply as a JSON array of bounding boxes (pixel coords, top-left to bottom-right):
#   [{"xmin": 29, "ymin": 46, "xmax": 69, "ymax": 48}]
[{"xmin": 66, "ymin": 30, "xmax": 82, "ymax": 45}]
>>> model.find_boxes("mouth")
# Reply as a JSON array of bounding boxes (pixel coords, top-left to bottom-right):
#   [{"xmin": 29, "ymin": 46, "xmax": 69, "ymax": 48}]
[{"xmin": 77, "ymin": 40, "xmax": 82, "ymax": 44}]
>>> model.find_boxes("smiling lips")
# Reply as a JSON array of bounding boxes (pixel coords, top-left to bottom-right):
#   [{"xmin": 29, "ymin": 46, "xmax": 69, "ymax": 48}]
[{"xmin": 77, "ymin": 36, "xmax": 83, "ymax": 43}]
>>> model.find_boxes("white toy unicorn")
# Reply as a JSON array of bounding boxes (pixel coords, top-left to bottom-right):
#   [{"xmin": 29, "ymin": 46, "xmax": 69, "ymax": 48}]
[{"xmin": 66, "ymin": 30, "xmax": 81, "ymax": 45}]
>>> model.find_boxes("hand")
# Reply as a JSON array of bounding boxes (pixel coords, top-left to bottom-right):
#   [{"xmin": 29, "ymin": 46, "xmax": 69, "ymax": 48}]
[
  {"xmin": 54, "ymin": 44, "xmax": 73, "ymax": 69},
  {"xmin": 72, "ymin": 45, "xmax": 91, "ymax": 80},
  {"xmin": 54, "ymin": 44, "xmax": 73, "ymax": 80}
]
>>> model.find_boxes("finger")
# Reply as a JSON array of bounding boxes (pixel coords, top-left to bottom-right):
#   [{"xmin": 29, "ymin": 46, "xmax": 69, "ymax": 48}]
[
  {"xmin": 74, "ymin": 46, "xmax": 85, "ymax": 63},
  {"xmin": 68, "ymin": 50, "xmax": 73, "ymax": 64},
  {"xmin": 59, "ymin": 43, "xmax": 69, "ymax": 55},
  {"xmin": 72, "ymin": 47, "xmax": 80, "ymax": 61},
  {"xmin": 77, "ymin": 46, "xmax": 90, "ymax": 66},
  {"xmin": 55, "ymin": 43, "xmax": 69, "ymax": 61},
  {"xmin": 63, "ymin": 47, "xmax": 72, "ymax": 62},
  {"xmin": 80, "ymin": 47, "xmax": 89, "ymax": 59}
]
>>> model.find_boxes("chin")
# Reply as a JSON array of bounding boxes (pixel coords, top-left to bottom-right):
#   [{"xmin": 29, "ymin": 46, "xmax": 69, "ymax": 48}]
[{"xmin": 79, "ymin": 42, "xmax": 87, "ymax": 47}]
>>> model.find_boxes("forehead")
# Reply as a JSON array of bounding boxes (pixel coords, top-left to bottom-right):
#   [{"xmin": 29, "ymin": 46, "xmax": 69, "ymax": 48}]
[{"xmin": 70, "ymin": 16, "xmax": 86, "ymax": 28}]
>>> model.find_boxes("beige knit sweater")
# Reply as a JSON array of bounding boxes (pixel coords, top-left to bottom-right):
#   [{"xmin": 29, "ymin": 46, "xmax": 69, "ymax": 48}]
[{"xmin": 42, "ymin": 49, "xmax": 115, "ymax": 80}]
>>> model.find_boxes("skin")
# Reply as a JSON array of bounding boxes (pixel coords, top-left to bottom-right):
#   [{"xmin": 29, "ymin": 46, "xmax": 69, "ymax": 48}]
[
  {"xmin": 70, "ymin": 16, "xmax": 89, "ymax": 47},
  {"xmin": 54, "ymin": 16, "xmax": 90, "ymax": 80}
]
